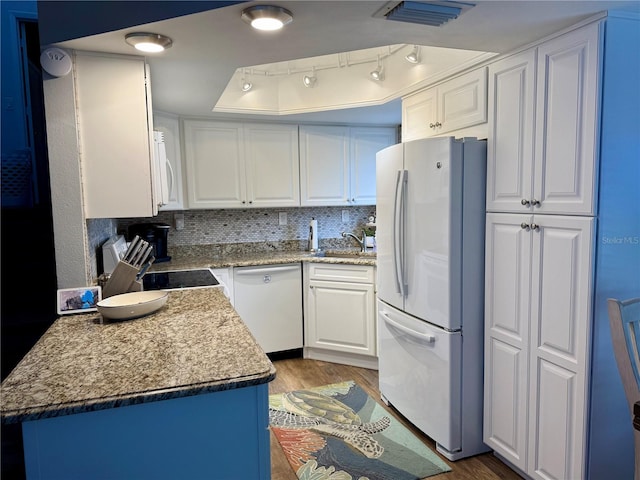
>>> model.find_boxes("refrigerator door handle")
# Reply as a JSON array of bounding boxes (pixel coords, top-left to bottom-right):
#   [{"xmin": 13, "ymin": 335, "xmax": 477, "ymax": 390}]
[
  {"xmin": 393, "ymin": 170, "xmax": 408, "ymax": 296},
  {"xmin": 393, "ymin": 170, "xmax": 409, "ymax": 297},
  {"xmin": 380, "ymin": 310, "xmax": 436, "ymax": 344}
]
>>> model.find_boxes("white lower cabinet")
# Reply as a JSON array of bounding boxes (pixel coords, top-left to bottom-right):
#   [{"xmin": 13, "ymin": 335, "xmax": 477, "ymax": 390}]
[
  {"xmin": 304, "ymin": 263, "xmax": 377, "ymax": 369},
  {"xmin": 484, "ymin": 213, "xmax": 594, "ymax": 480}
]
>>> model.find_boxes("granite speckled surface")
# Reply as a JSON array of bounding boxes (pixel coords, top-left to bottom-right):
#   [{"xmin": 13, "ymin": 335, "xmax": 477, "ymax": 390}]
[
  {"xmin": 0, "ymin": 288, "xmax": 275, "ymax": 424},
  {"xmin": 151, "ymin": 245, "xmax": 377, "ymax": 272}
]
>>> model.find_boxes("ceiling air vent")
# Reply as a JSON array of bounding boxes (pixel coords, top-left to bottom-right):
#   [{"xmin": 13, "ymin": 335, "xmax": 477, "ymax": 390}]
[{"xmin": 373, "ymin": 1, "xmax": 475, "ymax": 27}]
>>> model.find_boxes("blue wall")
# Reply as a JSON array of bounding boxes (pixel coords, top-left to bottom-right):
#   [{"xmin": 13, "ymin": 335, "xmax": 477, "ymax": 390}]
[
  {"xmin": 1, "ymin": 0, "xmax": 37, "ymax": 155},
  {"xmin": 588, "ymin": 14, "xmax": 640, "ymax": 480}
]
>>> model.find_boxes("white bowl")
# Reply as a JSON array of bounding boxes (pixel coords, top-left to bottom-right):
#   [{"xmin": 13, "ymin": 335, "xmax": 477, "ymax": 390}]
[{"xmin": 97, "ymin": 291, "xmax": 168, "ymax": 320}]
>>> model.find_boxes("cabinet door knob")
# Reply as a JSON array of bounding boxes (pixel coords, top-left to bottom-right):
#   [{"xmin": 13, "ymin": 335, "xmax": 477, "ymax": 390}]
[
  {"xmin": 531, "ymin": 223, "xmax": 540, "ymax": 231},
  {"xmin": 531, "ymin": 199, "xmax": 541, "ymax": 207},
  {"xmin": 521, "ymin": 222, "xmax": 530, "ymax": 230},
  {"xmin": 435, "ymin": 121, "xmax": 442, "ymax": 128},
  {"xmin": 242, "ymin": 200, "xmax": 246, "ymax": 204},
  {"xmin": 521, "ymin": 198, "xmax": 531, "ymax": 206},
  {"xmin": 249, "ymin": 200, "xmax": 253, "ymax": 204},
  {"xmin": 429, "ymin": 123, "xmax": 436, "ymax": 129}
]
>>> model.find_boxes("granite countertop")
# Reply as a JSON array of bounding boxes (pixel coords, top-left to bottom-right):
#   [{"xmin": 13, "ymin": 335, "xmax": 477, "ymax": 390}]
[
  {"xmin": 151, "ymin": 247, "xmax": 377, "ymax": 272},
  {"xmin": 0, "ymin": 288, "xmax": 275, "ymax": 424}
]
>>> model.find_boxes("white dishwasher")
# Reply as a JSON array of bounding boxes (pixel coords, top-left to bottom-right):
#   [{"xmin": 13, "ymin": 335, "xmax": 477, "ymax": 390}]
[{"xmin": 233, "ymin": 263, "xmax": 303, "ymax": 354}]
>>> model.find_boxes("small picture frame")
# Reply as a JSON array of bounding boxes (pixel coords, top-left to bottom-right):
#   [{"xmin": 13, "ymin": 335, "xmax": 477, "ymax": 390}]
[{"xmin": 57, "ymin": 286, "xmax": 102, "ymax": 315}]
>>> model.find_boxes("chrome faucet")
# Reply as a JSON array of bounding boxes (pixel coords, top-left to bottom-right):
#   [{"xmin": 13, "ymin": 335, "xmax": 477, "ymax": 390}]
[{"xmin": 342, "ymin": 230, "xmax": 367, "ymax": 252}]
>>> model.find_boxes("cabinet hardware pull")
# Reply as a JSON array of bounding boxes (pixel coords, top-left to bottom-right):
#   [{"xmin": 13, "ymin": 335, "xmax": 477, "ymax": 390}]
[
  {"xmin": 531, "ymin": 199, "xmax": 541, "ymax": 207},
  {"xmin": 429, "ymin": 123, "xmax": 436, "ymax": 129},
  {"xmin": 531, "ymin": 223, "xmax": 540, "ymax": 231},
  {"xmin": 435, "ymin": 121, "xmax": 442, "ymax": 127},
  {"xmin": 521, "ymin": 198, "xmax": 530, "ymax": 206},
  {"xmin": 521, "ymin": 222, "xmax": 530, "ymax": 230}
]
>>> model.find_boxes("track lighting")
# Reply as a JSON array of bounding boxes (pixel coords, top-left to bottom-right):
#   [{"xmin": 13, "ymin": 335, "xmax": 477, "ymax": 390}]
[
  {"xmin": 370, "ymin": 55, "xmax": 384, "ymax": 81},
  {"xmin": 302, "ymin": 67, "xmax": 317, "ymax": 87},
  {"xmin": 241, "ymin": 5, "xmax": 293, "ymax": 31},
  {"xmin": 405, "ymin": 45, "xmax": 420, "ymax": 64},
  {"xmin": 125, "ymin": 33, "xmax": 173, "ymax": 53}
]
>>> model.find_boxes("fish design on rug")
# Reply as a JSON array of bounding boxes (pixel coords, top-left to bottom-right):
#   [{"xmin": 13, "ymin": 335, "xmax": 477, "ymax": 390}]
[{"xmin": 269, "ymin": 389, "xmax": 391, "ymax": 459}]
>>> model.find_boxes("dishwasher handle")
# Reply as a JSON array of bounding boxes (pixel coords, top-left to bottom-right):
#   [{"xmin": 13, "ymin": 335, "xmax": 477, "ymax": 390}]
[{"xmin": 234, "ymin": 264, "xmax": 300, "ymax": 276}]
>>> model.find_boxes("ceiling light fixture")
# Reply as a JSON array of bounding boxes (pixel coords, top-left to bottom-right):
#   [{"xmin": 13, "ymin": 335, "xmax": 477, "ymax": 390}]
[
  {"xmin": 241, "ymin": 78, "xmax": 253, "ymax": 92},
  {"xmin": 125, "ymin": 32, "xmax": 173, "ymax": 53},
  {"xmin": 405, "ymin": 45, "xmax": 420, "ymax": 64},
  {"xmin": 370, "ymin": 55, "xmax": 384, "ymax": 81},
  {"xmin": 241, "ymin": 5, "xmax": 293, "ymax": 31},
  {"xmin": 240, "ymin": 69, "xmax": 253, "ymax": 92},
  {"xmin": 302, "ymin": 67, "xmax": 317, "ymax": 88}
]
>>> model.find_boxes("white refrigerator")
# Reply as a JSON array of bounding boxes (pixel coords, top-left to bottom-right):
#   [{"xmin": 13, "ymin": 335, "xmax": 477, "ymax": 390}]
[{"xmin": 376, "ymin": 137, "xmax": 489, "ymax": 461}]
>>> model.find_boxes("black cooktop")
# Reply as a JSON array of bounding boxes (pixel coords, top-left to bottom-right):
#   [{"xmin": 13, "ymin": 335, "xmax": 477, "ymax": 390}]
[{"xmin": 142, "ymin": 269, "xmax": 219, "ymax": 291}]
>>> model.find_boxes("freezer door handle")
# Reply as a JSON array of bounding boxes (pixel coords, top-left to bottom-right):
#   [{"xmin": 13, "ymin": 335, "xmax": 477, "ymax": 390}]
[
  {"xmin": 380, "ymin": 310, "xmax": 435, "ymax": 344},
  {"xmin": 393, "ymin": 170, "xmax": 408, "ymax": 296}
]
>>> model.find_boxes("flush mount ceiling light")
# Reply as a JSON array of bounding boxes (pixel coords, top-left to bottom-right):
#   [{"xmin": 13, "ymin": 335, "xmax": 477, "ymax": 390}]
[
  {"xmin": 370, "ymin": 55, "xmax": 385, "ymax": 81},
  {"xmin": 302, "ymin": 67, "xmax": 317, "ymax": 88},
  {"xmin": 405, "ymin": 45, "xmax": 420, "ymax": 64},
  {"xmin": 241, "ymin": 5, "xmax": 293, "ymax": 31},
  {"xmin": 125, "ymin": 32, "xmax": 173, "ymax": 53}
]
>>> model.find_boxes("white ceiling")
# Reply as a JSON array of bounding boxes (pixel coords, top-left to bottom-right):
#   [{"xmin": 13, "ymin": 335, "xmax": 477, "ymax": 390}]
[{"xmin": 54, "ymin": 0, "xmax": 640, "ymax": 125}]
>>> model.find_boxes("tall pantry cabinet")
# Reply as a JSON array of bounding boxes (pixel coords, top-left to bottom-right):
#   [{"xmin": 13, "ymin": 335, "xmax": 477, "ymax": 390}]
[{"xmin": 483, "ymin": 16, "xmax": 640, "ymax": 480}]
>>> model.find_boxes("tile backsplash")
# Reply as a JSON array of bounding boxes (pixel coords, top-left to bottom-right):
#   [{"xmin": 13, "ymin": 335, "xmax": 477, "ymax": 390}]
[
  {"xmin": 119, "ymin": 206, "xmax": 375, "ymax": 247},
  {"xmin": 88, "ymin": 206, "xmax": 376, "ymax": 277}
]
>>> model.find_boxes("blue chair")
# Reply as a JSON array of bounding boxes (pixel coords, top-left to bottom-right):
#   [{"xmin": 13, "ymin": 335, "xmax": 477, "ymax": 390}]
[{"xmin": 609, "ymin": 297, "xmax": 640, "ymax": 480}]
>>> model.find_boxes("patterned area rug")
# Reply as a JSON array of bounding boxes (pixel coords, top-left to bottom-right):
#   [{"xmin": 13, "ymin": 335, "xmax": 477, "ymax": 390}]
[{"xmin": 269, "ymin": 380, "xmax": 451, "ymax": 480}]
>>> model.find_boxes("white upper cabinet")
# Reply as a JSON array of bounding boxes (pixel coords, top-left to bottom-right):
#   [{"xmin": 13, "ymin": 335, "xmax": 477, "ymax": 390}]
[
  {"xmin": 74, "ymin": 52, "xmax": 158, "ymax": 218},
  {"xmin": 299, "ymin": 125, "xmax": 350, "ymax": 206},
  {"xmin": 349, "ymin": 127, "xmax": 398, "ymax": 205},
  {"xmin": 402, "ymin": 67, "xmax": 487, "ymax": 141},
  {"xmin": 153, "ymin": 111, "xmax": 185, "ymax": 211},
  {"xmin": 183, "ymin": 120, "xmax": 245, "ymax": 209},
  {"xmin": 533, "ymin": 24, "xmax": 600, "ymax": 216},
  {"xmin": 183, "ymin": 120, "xmax": 299, "ymax": 209},
  {"xmin": 300, "ymin": 125, "xmax": 396, "ymax": 206},
  {"xmin": 486, "ymin": 23, "xmax": 600, "ymax": 215},
  {"xmin": 243, "ymin": 123, "xmax": 300, "ymax": 208},
  {"xmin": 486, "ymin": 50, "xmax": 536, "ymax": 214}
]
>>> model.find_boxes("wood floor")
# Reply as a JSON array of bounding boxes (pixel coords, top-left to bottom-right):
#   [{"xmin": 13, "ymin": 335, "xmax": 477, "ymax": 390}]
[{"xmin": 268, "ymin": 357, "xmax": 522, "ymax": 480}]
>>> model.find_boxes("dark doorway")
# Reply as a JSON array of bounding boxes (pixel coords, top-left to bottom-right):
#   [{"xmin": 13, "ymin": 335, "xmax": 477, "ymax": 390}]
[{"xmin": 1, "ymin": 18, "xmax": 57, "ymax": 480}]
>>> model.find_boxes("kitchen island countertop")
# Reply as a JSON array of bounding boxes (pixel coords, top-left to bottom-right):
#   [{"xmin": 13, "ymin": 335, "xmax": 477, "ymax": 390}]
[{"xmin": 0, "ymin": 288, "xmax": 275, "ymax": 424}]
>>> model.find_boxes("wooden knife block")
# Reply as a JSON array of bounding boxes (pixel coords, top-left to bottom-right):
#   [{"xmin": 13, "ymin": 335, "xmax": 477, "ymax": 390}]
[{"xmin": 102, "ymin": 261, "xmax": 142, "ymax": 298}]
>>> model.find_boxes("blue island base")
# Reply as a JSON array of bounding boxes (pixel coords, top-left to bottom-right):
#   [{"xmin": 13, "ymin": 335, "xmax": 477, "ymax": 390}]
[{"xmin": 22, "ymin": 384, "xmax": 270, "ymax": 480}]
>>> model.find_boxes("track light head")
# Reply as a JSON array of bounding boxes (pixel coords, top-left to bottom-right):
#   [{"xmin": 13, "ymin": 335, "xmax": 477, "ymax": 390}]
[
  {"xmin": 405, "ymin": 45, "xmax": 420, "ymax": 64},
  {"xmin": 241, "ymin": 79, "xmax": 253, "ymax": 92},
  {"xmin": 302, "ymin": 67, "xmax": 317, "ymax": 87},
  {"xmin": 370, "ymin": 56, "xmax": 384, "ymax": 81}
]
